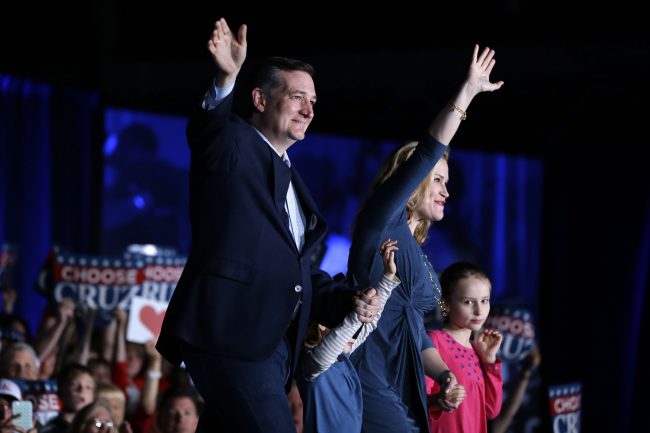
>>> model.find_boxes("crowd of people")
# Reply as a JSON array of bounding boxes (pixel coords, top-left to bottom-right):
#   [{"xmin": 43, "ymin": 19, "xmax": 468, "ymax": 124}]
[
  {"xmin": 1, "ymin": 16, "xmax": 543, "ymax": 433},
  {"xmin": 0, "ymin": 284, "xmax": 201, "ymax": 433}
]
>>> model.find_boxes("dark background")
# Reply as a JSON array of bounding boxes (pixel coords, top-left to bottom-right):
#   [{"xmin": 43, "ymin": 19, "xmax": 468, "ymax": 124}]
[
  {"xmin": 1, "ymin": 1, "xmax": 649, "ymax": 432},
  {"xmin": 2, "ymin": 1, "xmax": 649, "ymax": 154}
]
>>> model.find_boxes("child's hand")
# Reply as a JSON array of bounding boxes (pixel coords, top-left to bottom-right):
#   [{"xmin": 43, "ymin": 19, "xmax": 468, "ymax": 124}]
[
  {"xmin": 430, "ymin": 375, "xmax": 466, "ymax": 412},
  {"xmin": 442, "ymin": 383, "xmax": 467, "ymax": 410},
  {"xmin": 379, "ymin": 239, "xmax": 398, "ymax": 280},
  {"xmin": 476, "ymin": 329, "xmax": 503, "ymax": 363}
]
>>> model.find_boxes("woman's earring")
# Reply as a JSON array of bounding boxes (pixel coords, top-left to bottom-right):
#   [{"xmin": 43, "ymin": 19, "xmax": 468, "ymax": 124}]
[{"xmin": 439, "ymin": 300, "xmax": 448, "ymax": 318}]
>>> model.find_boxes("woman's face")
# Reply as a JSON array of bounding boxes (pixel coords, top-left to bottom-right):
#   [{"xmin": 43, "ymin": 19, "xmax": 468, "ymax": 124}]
[{"xmin": 413, "ymin": 158, "xmax": 449, "ymax": 223}]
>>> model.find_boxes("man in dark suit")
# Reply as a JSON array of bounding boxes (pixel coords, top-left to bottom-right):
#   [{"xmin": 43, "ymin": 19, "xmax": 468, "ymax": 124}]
[{"xmin": 157, "ymin": 17, "xmax": 380, "ymax": 433}]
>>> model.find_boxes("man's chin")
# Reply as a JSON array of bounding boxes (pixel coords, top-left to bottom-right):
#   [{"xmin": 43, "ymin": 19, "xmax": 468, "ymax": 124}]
[{"xmin": 290, "ymin": 128, "xmax": 309, "ymax": 141}]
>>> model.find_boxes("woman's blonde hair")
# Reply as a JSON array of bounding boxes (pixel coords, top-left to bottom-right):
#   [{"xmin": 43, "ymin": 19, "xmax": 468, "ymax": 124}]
[
  {"xmin": 364, "ymin": 141, "xmax": 450, "ymax": 245},
  {"xmin": 69, "ymin": 398, "xmax": 116, "ymax": 433}
]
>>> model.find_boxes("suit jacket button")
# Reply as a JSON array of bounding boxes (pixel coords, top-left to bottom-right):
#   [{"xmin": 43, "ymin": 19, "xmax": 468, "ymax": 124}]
[{"xmin": 294, "ymin": 285, "xmax": 303, "ymax": 293}]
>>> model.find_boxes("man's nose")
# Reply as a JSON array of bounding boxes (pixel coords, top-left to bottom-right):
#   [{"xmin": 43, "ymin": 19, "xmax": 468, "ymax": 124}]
[{"xmin": 300, "ymin": 100, "xmax": 314, "ymax": 118}]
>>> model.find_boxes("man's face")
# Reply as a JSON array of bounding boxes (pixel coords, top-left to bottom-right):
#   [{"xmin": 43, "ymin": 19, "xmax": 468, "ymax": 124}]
[
  {"xmin": 159, "ymin": 396, "xmax": 199, "ymax": 433},
  {"xmin": 5, "ymin": 349, "xmax": 38, "ymax": 380},
  {"xmin": 258, "ymin": 70, "xmax": 316, "ymax": 148}
]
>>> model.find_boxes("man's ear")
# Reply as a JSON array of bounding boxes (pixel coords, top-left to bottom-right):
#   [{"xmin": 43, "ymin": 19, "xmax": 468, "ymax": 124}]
[{"xmin": 252, "ymin": 88, "xmax": 266, "ymax": 113}]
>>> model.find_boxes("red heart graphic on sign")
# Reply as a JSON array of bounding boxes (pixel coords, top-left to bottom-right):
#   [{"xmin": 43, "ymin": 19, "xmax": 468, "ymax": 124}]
[{"xmin": 140, "ymin": 306, "xmax": 165, "ymax": 337}]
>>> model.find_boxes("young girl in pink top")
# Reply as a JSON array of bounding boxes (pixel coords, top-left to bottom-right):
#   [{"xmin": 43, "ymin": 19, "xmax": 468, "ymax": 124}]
[{"xmin": 426, "ymin": 262, "xmax": 503, "ymax": 433}]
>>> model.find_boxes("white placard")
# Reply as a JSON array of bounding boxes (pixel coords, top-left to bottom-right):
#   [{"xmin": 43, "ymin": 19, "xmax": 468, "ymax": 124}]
[{"xmin": 126, "ymin": 296, "xmax": 168, "ymax": 343}]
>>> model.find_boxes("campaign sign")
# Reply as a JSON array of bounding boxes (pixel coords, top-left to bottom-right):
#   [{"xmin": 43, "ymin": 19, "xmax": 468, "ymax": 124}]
[
  {"xmin": 548, "ymin": 382, "xmax": 581, "ymax": 433},
  {"xmin": 42, "ymin": 252, "xmax": 185, "ymax": 317},
  {"xmin": 126, "ymin": 295, "xmax": 167, "ymax": 343},
  {"xmin": 484, "ymin": 305, "xmax": 540, "ymax": 433},
  {"xmin": 51, "ymin": 254, "xmax": 144, "ymax": 314},
  {"xmin": 137, "ymin": 254, "xmax": 185, "ymax": 305},
  {"xmin": 484, "ymin": 305, "xmax": 536, "ymax": 362},
  {"xmin": 13, "ymin": 379, "xmax": 61, "ymax": 427}
]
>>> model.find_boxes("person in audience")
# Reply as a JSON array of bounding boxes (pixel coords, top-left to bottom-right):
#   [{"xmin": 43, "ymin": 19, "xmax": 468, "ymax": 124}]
[
  {"xmin": 0, "ymin": 377, "xmax": 37, "ymax": 433},
  {"xmin": 0, "ymin": 342, "xmax": 40, "ymax": 380},
  {"xmin": 68, "ymin": 398, "xmax": 117, "ymax": 433},
  {"xmin": 0, "ymin": 313, "xmax": 30, "ymax": 353},
  {"xmin": 155, "ymin": 387, "xmax": 202, "ymax": 433},
  {"xmin": 88, "ymin": 358, "xmax": 113, "ymax": 386},
  {"xmin": 41, "ymin": 363, "xmax": 96, "ymax": 433},
  {"xmin": 488, "ymin": 346, "xmax": 541, "ymax": 433},
  {"xmin": 96, "ymin": 382, "xmax": 128, "ymax": 431},
  {"xmin": 32, "ymin": 298, "xmax": 76, "ymax": 377}
]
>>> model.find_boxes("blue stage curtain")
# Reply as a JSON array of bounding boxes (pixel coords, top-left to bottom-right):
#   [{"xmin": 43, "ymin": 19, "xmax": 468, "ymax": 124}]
[
  {"xmin": 542, "ymin": 148, "xmax": 650, "ymax": 432},
  {"xmin": 0, "ymin": 74, "xmax": 99, "ymax": 334}
]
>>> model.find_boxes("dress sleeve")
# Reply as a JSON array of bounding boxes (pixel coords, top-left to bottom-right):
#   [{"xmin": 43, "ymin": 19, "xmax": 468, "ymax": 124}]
[
  {"xmin": 348, "ymin": 136, "xmax": 448, "ymax": 288},
  {"xmin": 425, "ymin": 331, "xmax": 444, "ymax": 421},
  {"xmin": 357, "ymin": 136, "xmax": 448, "ymax": 232},
  {"xmin": 483, "ymin": 359, "xmax": 504, "ymax": 419},
  {"xmin": 421, "ymin": 327, "xmax": 435, "ymax": 351}
]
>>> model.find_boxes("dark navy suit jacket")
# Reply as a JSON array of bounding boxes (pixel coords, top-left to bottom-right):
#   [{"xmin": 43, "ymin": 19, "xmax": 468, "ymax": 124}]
[{"xmin": 157, "ymin": 91, "xmax": 354, "ymax": 380}]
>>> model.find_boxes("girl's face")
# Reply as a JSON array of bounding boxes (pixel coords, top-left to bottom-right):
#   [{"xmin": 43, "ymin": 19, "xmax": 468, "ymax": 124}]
[
  {"xmin": 445, "ymin": 276, "xmax": 491, "ymax": 332},
  {"xmin": 413, "ymin": 158, "xmax": 449, "ymax": 223}
]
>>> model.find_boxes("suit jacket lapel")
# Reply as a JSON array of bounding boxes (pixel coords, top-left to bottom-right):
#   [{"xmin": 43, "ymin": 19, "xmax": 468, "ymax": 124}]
[{"xmin": 271, "ymin": 153, "xmax": 296, "ymax": 248}]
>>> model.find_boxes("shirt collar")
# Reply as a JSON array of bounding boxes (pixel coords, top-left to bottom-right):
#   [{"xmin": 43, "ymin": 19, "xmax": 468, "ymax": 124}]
[{"xmin": 253, "ymin": 127, "xmax": 291, "ymax": 166}]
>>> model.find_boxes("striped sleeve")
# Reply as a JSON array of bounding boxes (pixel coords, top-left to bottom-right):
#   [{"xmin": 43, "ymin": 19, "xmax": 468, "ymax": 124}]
[{"xmin": 302, "ymin": 274, "xmax": 400, "ymax": 380}]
